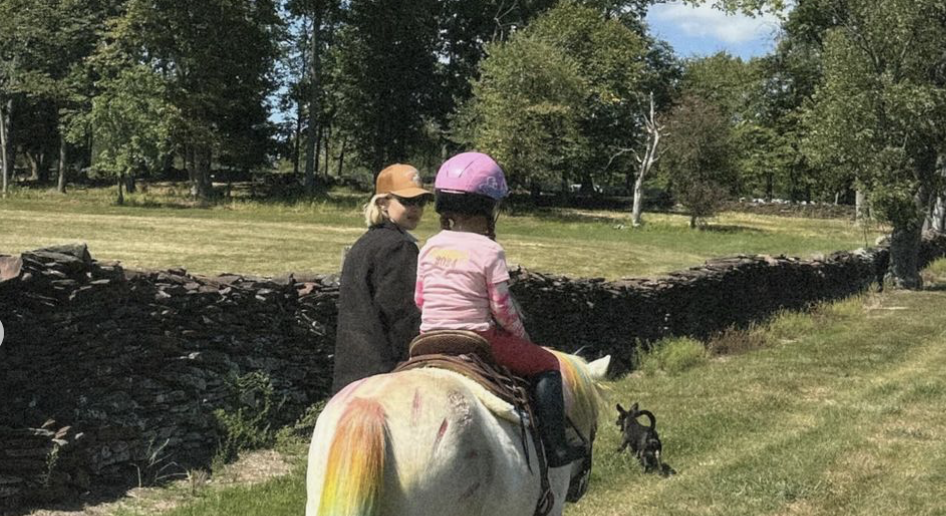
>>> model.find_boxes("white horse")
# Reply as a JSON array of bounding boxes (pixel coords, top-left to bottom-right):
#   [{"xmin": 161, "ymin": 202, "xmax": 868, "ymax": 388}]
[{"xmin": 306, "ymin": 351, "xmax": 610, "ymax": 516}]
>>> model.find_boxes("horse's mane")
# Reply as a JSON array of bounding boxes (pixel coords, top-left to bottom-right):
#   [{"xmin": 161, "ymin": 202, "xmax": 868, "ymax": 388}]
[{"xmin": 550, "ymin": 351, "xmax": 605, "ymax": 433}]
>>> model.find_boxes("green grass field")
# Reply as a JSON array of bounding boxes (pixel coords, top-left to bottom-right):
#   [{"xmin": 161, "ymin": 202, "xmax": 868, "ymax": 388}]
[
  {"xmin": 95, "ymin": 259, "xmax": 946, "ymax": 516},
  {"xmin": 1, "ymin": 183, "xmax": 882, "ymax": 279}
]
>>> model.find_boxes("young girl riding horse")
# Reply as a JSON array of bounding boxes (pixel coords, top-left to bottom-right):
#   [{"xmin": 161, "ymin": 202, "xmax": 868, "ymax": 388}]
[{"xmin": 415, "ymin": 152, "xmax": 587, "ymax": 467}]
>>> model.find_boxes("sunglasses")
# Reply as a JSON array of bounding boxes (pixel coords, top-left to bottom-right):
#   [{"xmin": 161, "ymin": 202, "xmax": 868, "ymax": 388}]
[{"xmin": 392, "ymin": 195, "xmax": 430, "ymax": 208}]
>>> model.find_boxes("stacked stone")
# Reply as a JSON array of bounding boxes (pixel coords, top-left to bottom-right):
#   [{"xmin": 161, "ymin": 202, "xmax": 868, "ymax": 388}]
[
  {"xmin": 0, "ymin": 244, "xmax": 337, "ymax": 508},
  {"xmin": 511, "ymin": 249, "xmax": 888, "ymax": 372}
]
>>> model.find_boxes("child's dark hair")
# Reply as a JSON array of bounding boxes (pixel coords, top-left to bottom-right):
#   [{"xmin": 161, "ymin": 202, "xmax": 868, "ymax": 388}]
[{"xmin": 435, "ymin": 190, "xmax": 498, "ymax": 239}]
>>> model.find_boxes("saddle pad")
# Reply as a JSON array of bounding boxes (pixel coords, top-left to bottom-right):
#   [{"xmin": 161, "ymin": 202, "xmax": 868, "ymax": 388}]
[
  {"xmin": 416, "ymin": 368, "xmax": 523, "ymax": 424},
  {"xmin": 395, "ymin": 352, "xmax": 531, "ymax": 413}
]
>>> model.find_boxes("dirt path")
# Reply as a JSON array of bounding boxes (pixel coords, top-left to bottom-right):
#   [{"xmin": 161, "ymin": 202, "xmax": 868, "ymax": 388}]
[{"xmin": 24, "ymin": 450, "xmax": 293, "ymax": 516}]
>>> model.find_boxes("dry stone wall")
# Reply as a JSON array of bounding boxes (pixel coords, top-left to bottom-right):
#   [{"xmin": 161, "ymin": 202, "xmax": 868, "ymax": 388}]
[
  {"xmin": 0, "ymin": 244, "xmax": 338, "ymax": 510},
  {"xmin": 1, "ymin": 234, "xmax": 945, "ymax": 510}
]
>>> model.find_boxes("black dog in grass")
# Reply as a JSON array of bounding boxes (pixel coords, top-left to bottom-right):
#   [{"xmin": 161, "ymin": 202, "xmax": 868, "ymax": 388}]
[{"xmin": 616, "ymin": 402, "xmax": 675, "ymax": 476}]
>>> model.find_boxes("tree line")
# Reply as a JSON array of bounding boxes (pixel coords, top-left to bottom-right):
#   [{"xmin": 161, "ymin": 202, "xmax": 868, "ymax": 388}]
[{"xmin": 1, "ymin": 0, "xmax": 945, "ymax": 287}]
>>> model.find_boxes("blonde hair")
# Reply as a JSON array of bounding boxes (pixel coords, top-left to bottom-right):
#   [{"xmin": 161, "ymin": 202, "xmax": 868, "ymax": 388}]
[{"xmin": 363, "ymin": 194, "xmax": 390, "ymax": 227}]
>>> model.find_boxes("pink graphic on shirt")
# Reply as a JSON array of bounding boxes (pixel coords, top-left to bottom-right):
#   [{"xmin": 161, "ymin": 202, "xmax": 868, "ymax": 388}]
[
  {"xmin": 488, "ymin": 281, "xmax": 529, "ymax": 340},
  {"xmin": 415, "ymin": 280, "xmax": 425, "ymax": 309}
]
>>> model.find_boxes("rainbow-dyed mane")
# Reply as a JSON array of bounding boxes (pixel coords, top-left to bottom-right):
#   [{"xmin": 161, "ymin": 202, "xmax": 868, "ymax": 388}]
[{"xmin": 306, "ymin": 352, "xmax": 610, "ymax": 516}]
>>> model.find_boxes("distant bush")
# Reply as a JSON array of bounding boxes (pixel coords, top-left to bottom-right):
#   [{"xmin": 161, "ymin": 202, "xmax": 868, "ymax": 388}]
[
  {"xmin": 637, "ymin": 337, "xmax": 707, "ymax": 375},
  {"xmin": 707, "ymin": 325, "xmax": 768, "ymax": 356}
]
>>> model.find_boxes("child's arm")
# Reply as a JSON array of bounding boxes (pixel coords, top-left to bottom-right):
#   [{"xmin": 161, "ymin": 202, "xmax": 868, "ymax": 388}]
[{"xmin": 488, "ymin": 280, "xmax": 530, "ymax": 341}]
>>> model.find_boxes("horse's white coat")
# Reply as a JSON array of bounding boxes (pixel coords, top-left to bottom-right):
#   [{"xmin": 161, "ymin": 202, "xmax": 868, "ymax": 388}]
[{"xmin": 306, "ymin": 355, "xmax": 609, "ymax": 516}]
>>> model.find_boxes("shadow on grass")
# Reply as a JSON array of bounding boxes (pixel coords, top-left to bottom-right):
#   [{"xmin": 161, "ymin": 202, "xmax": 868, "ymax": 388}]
[
  {"xmin": 98, "ymin": 182, "xmax": 369, "ymax": 212},
  {"xmin": 700, "ymin": 224, "xmax": 765, "ymax": 234},
  {"xmin": 505, "ymin": 207, "xmax": 631, "ymax": 226},
  {"xmin": 122, "ymin": 198, "xmax": 212, "ymax": 210}
]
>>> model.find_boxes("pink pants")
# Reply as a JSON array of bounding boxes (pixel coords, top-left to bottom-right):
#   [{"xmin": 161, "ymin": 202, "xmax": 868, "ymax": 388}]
[{"xmin": 475, "ymin": 327, "xmax": 560, "ymax": 377}]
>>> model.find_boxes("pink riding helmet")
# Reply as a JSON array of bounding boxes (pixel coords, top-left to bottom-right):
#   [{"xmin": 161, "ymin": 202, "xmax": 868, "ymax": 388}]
[{"xmin": 434, "ymin": 152, "xmax": 508, "ymax": 201}]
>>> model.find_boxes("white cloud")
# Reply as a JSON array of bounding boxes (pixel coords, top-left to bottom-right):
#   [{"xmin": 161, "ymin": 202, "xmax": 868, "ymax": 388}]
[{"xmin": 649, "ymin": 2, "xmax": 780, "ymax": 45}]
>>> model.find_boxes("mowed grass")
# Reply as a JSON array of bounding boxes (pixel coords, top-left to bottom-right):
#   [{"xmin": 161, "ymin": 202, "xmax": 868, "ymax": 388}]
[
  {"xmin": 106, "ymin": 260, "xmax": 946, "ymax": 516},
  {"xmin": 1, "ymin": 183, "xmax": 880, "ymax": 279}
]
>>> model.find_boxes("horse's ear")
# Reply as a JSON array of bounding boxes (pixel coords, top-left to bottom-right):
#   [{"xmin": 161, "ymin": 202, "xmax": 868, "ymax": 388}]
[{"xmin": 586, "ymin": 355, "xmax": 611, "ymax": 380}]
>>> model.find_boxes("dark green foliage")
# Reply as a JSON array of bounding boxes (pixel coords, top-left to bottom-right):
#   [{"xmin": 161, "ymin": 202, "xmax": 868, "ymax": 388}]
[
  {"xmin": 457, "ymin": 1, "xmax": 663, "ymax": 193},
  {"xmin": 801, "ymin": 0, "xmax": 946, "ymax": 287},
  {"xmin": 661, "ymin": 95, "xmax": 734, "ymax": 227},
  {"xmin": 332, "ymin": 0, "xmax": 440, "ymax": 174},
  {"xmin": 213, "ymin": 372, "xmax": 286, "ymax": 465}
]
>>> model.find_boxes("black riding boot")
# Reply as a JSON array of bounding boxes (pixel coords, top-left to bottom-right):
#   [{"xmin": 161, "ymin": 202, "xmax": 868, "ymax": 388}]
[{"xmin": 533, "ymin": 370, "xmax": 587, "ymax": 467}]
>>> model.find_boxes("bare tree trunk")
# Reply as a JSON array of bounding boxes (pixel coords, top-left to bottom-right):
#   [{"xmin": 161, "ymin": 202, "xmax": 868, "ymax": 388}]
[
  {"xmin": 336, "ymin": 136, "xmax": 346, "ymax": 177},
  {"xmin": 855, "ymin": 189, "xmax": 869, "ymax": 223},
  {"xmin": 926, "ymin": 155, "xmax": 945, "ymax": 233},
  {"xmin": 630, "ymin": 93, "xmax": 663, "ymax": 227},
  {"xmin": 292, "ymin": 16, "xmax": 310, "ymax": 179},
  {"xmin": 323, "ymin": 125, "xmax": 331, "ymax": 177},
  {"xmin": 125, "ymin": 171, "xmax": 137, "ymax": 193},
  {"xmin": 188, "ymin": 145, "xmax": 213, "ymax": 199},
  {"xmin": 631, "ymin": 173, "xmax": 646, "ymax": 226},
  {"xmin": 303, "ymin": 8, "xmax": 323, "ymax": 195},
  {"xmin": 887, "ymin": 219, "xmax": 923, "ymax": 289},
  {"xmin": 314, "ymin": 124, "xmax": 323, "ymax": 183},
  {"xmin": 27, "ymin": 152, "xmax": 40, "ymax": 182},
  {"xmin": 888, "ymin": 150, "xmax": 936, "ymax": 289},
  {"xmin": 931, "ymin": 195, "xmax": 946, "ymax": 233},
  {"xmin": 0, "ymin": 98, "xmax": 10, "ymax": 196},
  {"xmin": 186, "ymin": 146, "xmax": 198, "ymax": 197},
  {"xmin": 195, "ymin": 147, "xmax": 213, "ymax": 199},
  {"xmin": 292, "ymin": 116, "xmax": 302, "ymax": 176},
  {"xmin": 57, "ymin": 133, "xmax": 67, "ymax": 193},
  {"xmin": 117, "ymin": 170, "xmax": 125, "ymax": 205}
]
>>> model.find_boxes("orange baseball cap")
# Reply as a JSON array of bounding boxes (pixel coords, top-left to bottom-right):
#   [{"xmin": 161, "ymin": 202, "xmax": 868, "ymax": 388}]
[{"xmin": 375, "ymin": 164, "xmax": 432, "ymax": 198}]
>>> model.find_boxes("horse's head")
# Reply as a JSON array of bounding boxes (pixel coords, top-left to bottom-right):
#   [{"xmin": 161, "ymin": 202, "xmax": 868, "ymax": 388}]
[{"xmin": 552, "ymin": 352, "xmax": 610, "ymax": 502}]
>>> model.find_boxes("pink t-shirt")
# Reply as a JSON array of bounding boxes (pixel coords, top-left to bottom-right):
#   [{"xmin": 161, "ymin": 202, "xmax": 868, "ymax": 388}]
[{"xmin": 416, "ymin": 230, "xmax": 510, "ymax": 332}]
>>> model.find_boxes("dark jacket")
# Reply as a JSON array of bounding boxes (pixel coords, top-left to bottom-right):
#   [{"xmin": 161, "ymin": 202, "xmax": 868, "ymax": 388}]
[{"xmin": 332, "ymin": 221, "xmax": 421, "ymax": 393}]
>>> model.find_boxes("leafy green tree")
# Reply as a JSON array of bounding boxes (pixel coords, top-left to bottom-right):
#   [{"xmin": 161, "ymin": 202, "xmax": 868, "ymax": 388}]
[
  {"xmin": 333, "ymin": 0, "xmax": 440, "ymax": 176},
  {"xmin": 105, "ymin": 0, "xmax": 282, "ymax": 199},
  {"xmin": 681, "ymin": 52, "xmax": 759, "ymax": 120},
  {"xmin": 0, "ymin": 0, "xmax": 61, "ymax": 190},
  {"xmin": 680, "ymin": 53, "xmax": 792, "ymax": 200},
  {"xmin": 802, "ymin": 0, "xmax": 946, "ymax": 289},
  {"xmin": 458, "ymin": 1, "xmax": 656, "ymax": 195},
  {"xmin": 0, "ymin": 0, "xmax": 124, "ymax": 193},
  {"xmin": 457, "ymin": 37, "xmax": 588, "ymax": 195},
  {"xmin": 81, "ymin": 65, "xmax": 174, "ymax": 204},
  {"xmin": 526, "ymin": 1, "xmax": 650, "ymax": 193},
  {"xmin": 661, "ymin": 95, "xmax": 734, "ymax": 228},
  {"xmin": 431, "ymin": 0, "xmax": 558, "ymax": 126},
  {"xmin": 283, "ymin": 0, "xmax": 342, "ymax": 193}
]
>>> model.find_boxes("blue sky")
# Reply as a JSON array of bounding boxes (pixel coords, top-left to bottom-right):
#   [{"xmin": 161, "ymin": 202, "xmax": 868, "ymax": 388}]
[{"xmin": 645, "ymin": 1, "xmax": 783, "ymax": 60}]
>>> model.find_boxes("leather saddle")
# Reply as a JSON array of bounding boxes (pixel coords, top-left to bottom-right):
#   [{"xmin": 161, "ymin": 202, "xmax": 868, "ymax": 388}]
[
  {"xmin": 401, "ymin": 330, "xmax": 523, "ymax": 408},
  {"xmin": 409, "ymin": 329, "xmax": 495, "ymax": 362}
]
